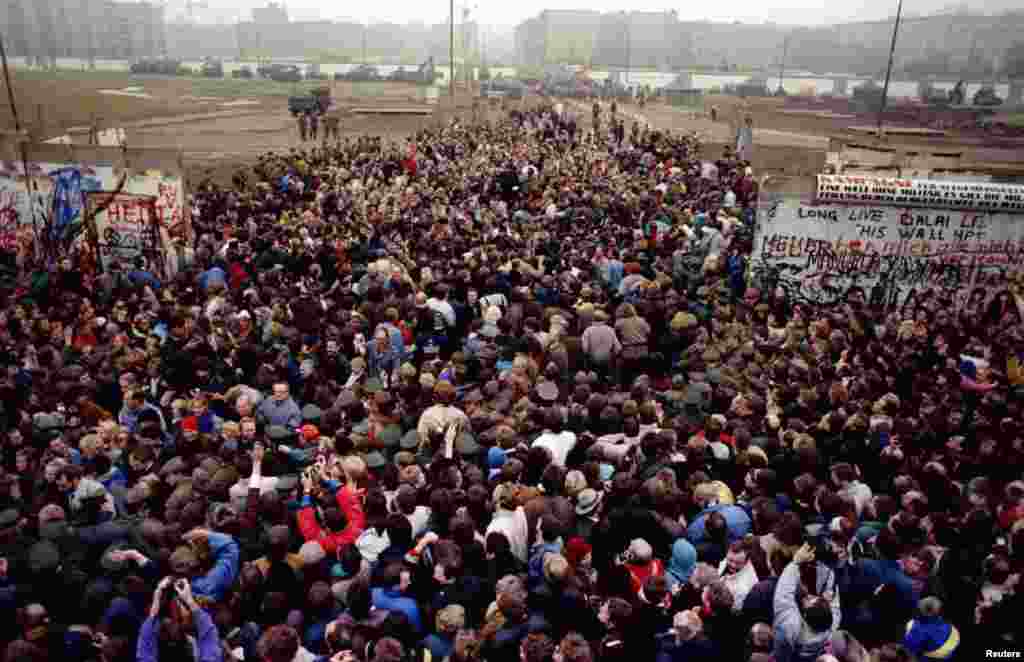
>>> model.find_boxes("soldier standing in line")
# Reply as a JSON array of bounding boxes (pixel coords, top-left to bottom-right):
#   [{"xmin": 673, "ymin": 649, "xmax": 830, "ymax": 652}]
[
  {"xmin": 308, "ymin": 112, "xmax": 319, "ymax": 141},
  {"xmin": 325, "ymin": 114, "xmax": 339, "ymax": 142},
  {"xmin": 297, "ymin": 113, "xmax": 308, "ymax": 142}
]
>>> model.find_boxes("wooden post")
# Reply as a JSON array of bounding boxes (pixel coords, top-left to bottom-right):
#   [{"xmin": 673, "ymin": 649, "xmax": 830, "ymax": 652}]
[{"xmin": 1, "ymin": 33, "xmax": 45, "ymax": 262}]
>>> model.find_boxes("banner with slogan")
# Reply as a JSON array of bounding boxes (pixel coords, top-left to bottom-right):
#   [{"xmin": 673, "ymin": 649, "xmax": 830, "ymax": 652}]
[
  {"xmin": 816, "ymin": 175, "xmax": 1024, "ymax": 213},
  {"xmin": 753, "ymin": 175, "xmax": 1024, "ymax": 313},
  {"xmin": 87, "ymin": 192, "xmax": 161, "ymax": 270}
]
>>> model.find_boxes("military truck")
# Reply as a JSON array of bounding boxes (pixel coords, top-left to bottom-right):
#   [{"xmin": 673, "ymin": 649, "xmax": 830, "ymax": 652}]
[
  {"xmin": 130, "ymin": 58, "xmax": 184, "ymax": 76},
  {"xmin": 288, "ymin": 86, "xmax": 333, "ymax": 116},
  {"xmin": 852, "ymin": 80, "xmax": 885, "ymax": 111},
  {"xmin": 973, "ymin": 85, "xmax": 1003, "ymax": 107},
  {"xmin": 259, "ymin": 63, "xmax": 303, "ymax": 82},
  {"xmin": 481, "ymin": 78, "xmax": 526, "ymax": 99},
  {"xmin": 388, "ymin": 58, "xmax": 437, "ymax": 84},
  {"xmin": 337, "ymin": 65, "xmax": 380, "ymax": 82},
  {"xmin": 233, "ymin": 66, "xmax": 254, "ymax": 79},
  {"xmin": 730, "ymin": 75, "xmax": 771, "ymax": 98},
  {"xmin": 918, "ymin": 81, "xmax": 951, "ymax": 106},
  {"xmin": 201, "ymin": 59, "xmax": 224, "ymax": 78},
  {"xmin": 305, "ymin": 64, "xmax": 329, "ymax": 81}
]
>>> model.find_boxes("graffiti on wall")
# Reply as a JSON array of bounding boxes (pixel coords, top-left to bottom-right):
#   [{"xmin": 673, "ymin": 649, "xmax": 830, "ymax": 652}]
[
  {"xmin": 88, "ymin": 192, "xmax": 160, "ymax": 269},
  {"xmin": 753, "ymin": 189, "xmax": 1024, "ymax": 312},
  {"xmin": 0, "ymin": 160, "xmax": 185, "ymax": 275},
  {"xmin": 0, "ymin": 161, "xmax": 109, "ymax": 245}
]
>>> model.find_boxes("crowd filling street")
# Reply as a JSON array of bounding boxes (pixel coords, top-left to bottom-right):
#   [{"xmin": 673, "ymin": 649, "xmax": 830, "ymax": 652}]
[{"xmin": 0, "ymin": 99, "xmax": 1021, "ymax": 662}]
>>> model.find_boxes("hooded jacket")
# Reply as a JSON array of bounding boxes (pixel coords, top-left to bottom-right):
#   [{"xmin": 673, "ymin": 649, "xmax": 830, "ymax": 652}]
[
  {"xmin": 772, "ymin": 561, "xmax": 841, "ymax": 662},
  {"xmin": 666, "ymin": 539, "xmax": 697, "ymax": 590}
]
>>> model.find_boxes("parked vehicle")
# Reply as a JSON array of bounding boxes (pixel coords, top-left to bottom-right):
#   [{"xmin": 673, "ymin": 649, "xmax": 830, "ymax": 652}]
[
  {"xmin": 339, "ymin": 65, "xmax": 380, "ymax": 82},
  {"xmin": 305, "ymin": 64, "xmax": 329, "ymax": 81},
  {"xmin": 201, "ymin": 59, "xmax": 224, "ymax": 78},
  {"xmin": 481, "ymin": 78, "xmax": 526, "ymax": 99},
  {"xmin": 261, "ymin": 64, "xmax": 303, "ymax": 82},
  {"xmin": 387, "ymin": 58, "xmax": 438, "ymax": 84},
  {"xmin": 727, "ymin": 76, "xmax": 771, "ymax": 98},
  {"xmin": 286, "ymin": 86, "xmax": 332, "ymax": 116},
  {"xmin": 130, "ymin": 58, "xmax": 183, "ymax": 76},
  {"xmin": 973, "ymin": 85, "xmax": 1003, "ymax": 107}
]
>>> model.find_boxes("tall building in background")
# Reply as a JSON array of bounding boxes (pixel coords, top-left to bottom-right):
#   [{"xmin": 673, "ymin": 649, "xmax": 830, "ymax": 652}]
[
  {"xmin": 251, "ymin": 1, "xmax": 288, "ymax": 25},
  {"xmin": 517, "ymin": 9, "xmax": 688, "ymax": 69},
  {"xmin": 514, "ymin": 10, "xmax": 600, "ymax": 67}
]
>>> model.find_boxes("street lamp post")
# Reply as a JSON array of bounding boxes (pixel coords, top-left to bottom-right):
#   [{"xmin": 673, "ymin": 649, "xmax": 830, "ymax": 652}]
[
  {"xmin": 877, "ymin": 0, "xmax": 904, "ymax": 134},
  {"xmin": 777, "ymin": 34, "xmax": 790, "ymax": 95},
  {"xmin": 625, "ymin": 12, "xmax": 631, "ymax": 92},
  {"xmin": 449, "ymin": 0, "xmax": 455, "ymax": 101}
]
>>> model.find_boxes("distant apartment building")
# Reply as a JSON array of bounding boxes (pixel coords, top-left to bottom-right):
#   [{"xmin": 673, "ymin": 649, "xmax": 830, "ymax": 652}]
[
  {"xmin": 516, "ymin": 9, "xmax": 689, "ymax": 69},
  {"xmin": 0, "ymin": 0, "xmax": 165, "ymax": 63},
  {"xmin": 233, "ymin": 4, "xmax": 447, "ymax": 61},
  {"xmin": 515, "ymin": 10, "xmax": 601, "ymax": 67},
  {"xmin": 251, "ymin": 1, "xmax": 288, "ymax": 26},
  {"xmin": 593, "ymin": 11, "xmax": 690, "ymax": 69},
  {"xmin": 166, "ymin": 22, "xmax": 239, "ymax": 59}
]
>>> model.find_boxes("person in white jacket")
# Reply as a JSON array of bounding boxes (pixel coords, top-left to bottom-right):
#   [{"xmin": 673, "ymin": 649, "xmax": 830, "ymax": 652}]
[
  {"xmin": 486, "ymin": 483, "xmax": 529, "ymax": 564},
  {"xmin": 719, "ymin": 540, "xmax": 759, "ymax": 612}
]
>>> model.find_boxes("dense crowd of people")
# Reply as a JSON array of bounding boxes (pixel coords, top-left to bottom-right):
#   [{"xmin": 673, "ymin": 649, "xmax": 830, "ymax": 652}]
[{"xmin": 0, "ymin": 99, "xmax": 1021, "ymax": 662}]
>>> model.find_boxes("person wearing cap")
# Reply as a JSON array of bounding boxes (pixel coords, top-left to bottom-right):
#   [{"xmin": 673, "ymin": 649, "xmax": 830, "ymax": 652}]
[{"xmin": 573, "ymin": 488, "xmax": 604, "ymax": 541}]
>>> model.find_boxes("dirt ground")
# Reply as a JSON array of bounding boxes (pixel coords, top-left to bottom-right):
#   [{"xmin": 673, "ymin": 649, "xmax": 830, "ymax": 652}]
[{"xmin": 3, "ymin": 70, "xmax": 1021, "ymax": 185}]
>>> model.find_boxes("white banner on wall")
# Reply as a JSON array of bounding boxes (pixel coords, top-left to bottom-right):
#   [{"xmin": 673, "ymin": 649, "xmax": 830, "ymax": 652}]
[
  {"xmin": 754, "ymin": 186, "xmax": 1024, "ymax": 311},
  {"xmin": 816, "ymin": 174, "xmax": 1024, "ymax": 213}
]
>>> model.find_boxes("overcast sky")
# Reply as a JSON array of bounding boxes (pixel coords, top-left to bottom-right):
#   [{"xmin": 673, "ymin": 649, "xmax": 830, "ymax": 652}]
[{"xmin": 167, "ymin": 0, "xmax": 1019, "ymax": 29}]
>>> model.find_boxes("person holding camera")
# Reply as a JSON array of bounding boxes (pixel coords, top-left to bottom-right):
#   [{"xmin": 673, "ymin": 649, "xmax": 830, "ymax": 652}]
[
  {"xmin": 137, "ymin": 576, "xmax": 223, "ymax": 662},
  {"xmin": 772, "ymin": 544, "xmax": 841, "ymax": 662}
]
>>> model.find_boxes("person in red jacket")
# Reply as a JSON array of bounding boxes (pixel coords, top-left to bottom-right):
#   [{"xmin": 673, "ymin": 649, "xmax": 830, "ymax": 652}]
[
  {"xmin": 295, "ymin": 456, "xmax": 367, "ymax": 556},
  {"xmin": 620, "ymin": 538, "xmax": 665, "ymax": 597}
]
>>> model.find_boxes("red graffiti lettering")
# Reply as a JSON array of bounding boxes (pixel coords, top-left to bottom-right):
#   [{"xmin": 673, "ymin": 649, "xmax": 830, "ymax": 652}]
[{"xmin": 0, "ymin": 191, "xmax": 19, "ymax": 229}]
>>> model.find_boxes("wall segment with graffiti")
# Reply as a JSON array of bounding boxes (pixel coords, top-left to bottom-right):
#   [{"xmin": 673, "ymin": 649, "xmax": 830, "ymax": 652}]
[
  {"xmin": 753, "ymin": 176, "xmax": 1024, "ymax": 313},
  {"xmin": 0, "ymin": 143, "xmax": 187, "ymax": 276}
]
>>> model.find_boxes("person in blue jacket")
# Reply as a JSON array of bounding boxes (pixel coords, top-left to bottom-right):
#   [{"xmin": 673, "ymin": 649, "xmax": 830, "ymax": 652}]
[
  {"xmin": 167, "ymin": 527, "xmax": 240, "ymax": 605},
  {"xmin": 136, "ymin": 576, "xmax": 223, "ymax": 662},
  {"xmin": 687, "ymin": 483, "xmax": 752, "ymax": 545},
  {"xmin": 371, "ymin": 562, "xmax": 423, "ymax": 634},
  {"xmin": 904, "ymin": 596, "xmax": 959, "ymax": 661}
]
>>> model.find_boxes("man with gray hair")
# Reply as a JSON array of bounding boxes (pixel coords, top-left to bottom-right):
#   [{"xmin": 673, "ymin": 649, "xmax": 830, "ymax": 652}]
[{"xmin": 656, "ymin": 609, "xmax": 715, "ymax": 662}]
